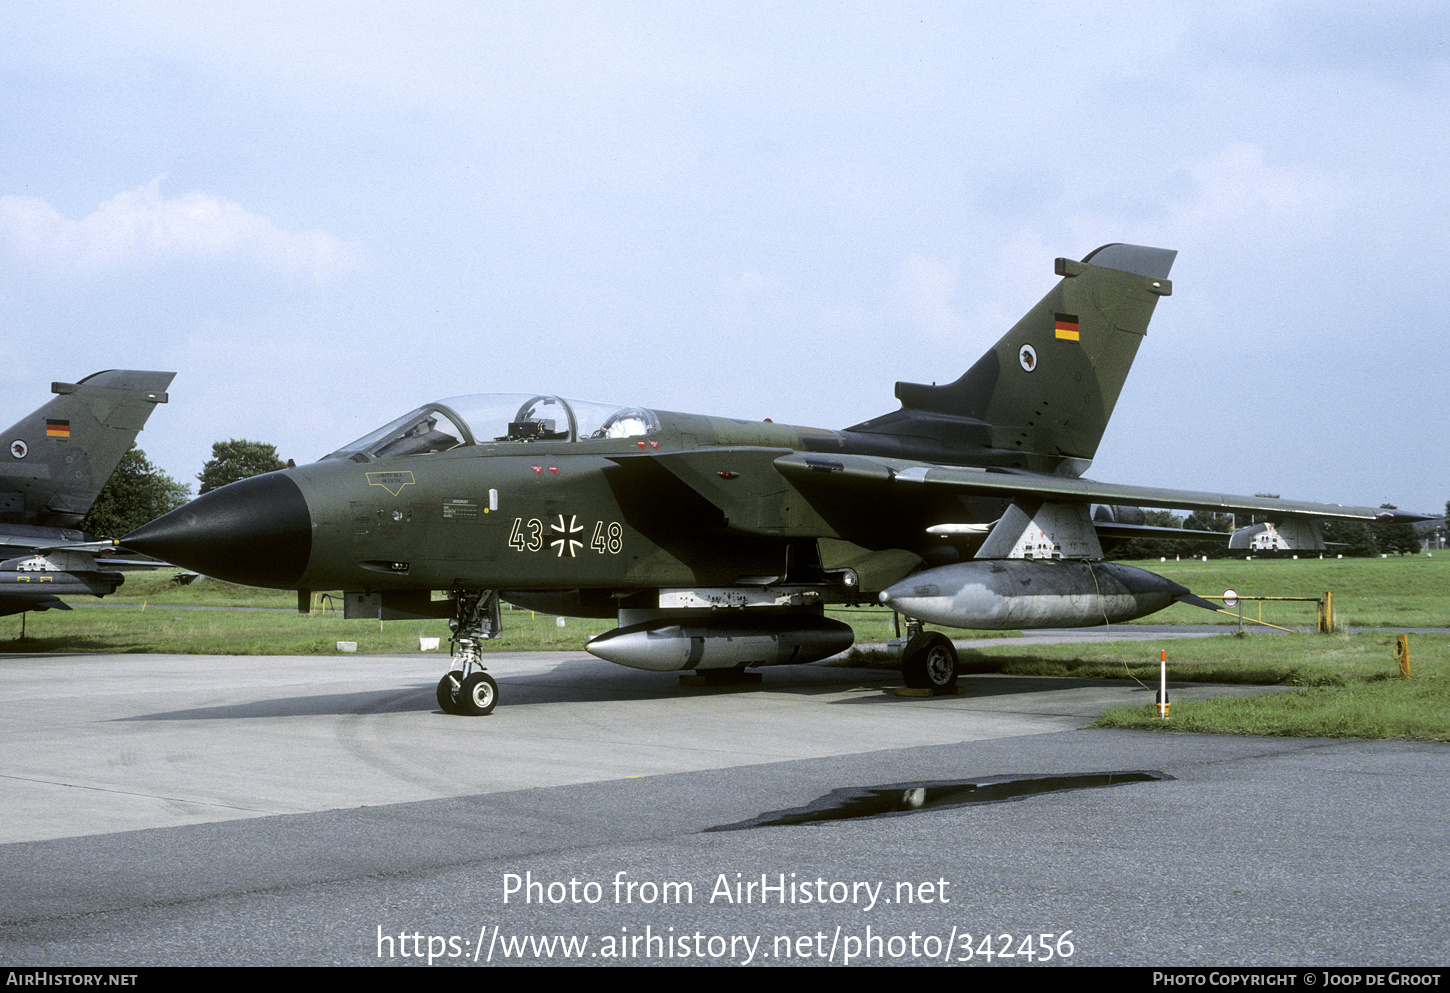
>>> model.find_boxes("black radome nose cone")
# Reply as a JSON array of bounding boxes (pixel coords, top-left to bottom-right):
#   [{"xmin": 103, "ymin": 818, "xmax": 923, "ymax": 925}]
[{"xmin": 123, "ymin": 472, "xmax": 312, "ymax": 588}]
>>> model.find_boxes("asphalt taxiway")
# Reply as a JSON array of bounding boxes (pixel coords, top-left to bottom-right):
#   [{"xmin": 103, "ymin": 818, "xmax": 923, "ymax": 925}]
[{"xmin": 2, "ymin": 650, "xmax": 1446, "ymax": 966}]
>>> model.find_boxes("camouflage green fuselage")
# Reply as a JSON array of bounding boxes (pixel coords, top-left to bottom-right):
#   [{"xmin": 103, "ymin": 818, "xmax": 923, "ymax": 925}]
[{"xmin": 287, "ymin": 409, "xmax": 993, "ymax": 598}]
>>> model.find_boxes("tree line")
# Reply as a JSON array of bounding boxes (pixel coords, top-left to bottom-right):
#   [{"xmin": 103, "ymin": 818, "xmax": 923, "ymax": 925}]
[
  {"xmin": 81, "ymin": 440, "xmax": 287, "ymax": 538},
  {"xmin": 1113, "ymin": 507, "xmax": 1427, "ymax": 560}
]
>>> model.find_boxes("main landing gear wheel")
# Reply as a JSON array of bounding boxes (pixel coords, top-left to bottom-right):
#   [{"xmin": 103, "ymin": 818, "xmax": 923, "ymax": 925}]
[
  {"xmin": 459, "ymin": 672, "xmax": 498, "ymax": 716},
  {"xmin": 902, "ymin": 632, "xmax": 959, "ymax": 690},
  {"xmin": 437, "ymin": 671, "xmax": 464, "ymax": 715}
]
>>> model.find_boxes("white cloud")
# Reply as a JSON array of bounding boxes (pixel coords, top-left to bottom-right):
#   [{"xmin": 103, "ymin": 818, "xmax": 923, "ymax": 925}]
[{"xmin": 0, "ymin": 177, "xmax": 360, "ymax": 281}]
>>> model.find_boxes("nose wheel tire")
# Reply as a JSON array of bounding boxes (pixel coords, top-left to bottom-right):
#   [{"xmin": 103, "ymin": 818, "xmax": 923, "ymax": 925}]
[
  {"xmin": 459, "ymin": 671, "xmax": 499, "ymax": 716},
  {"xmin": 902, "ymin": 632, "xmax": 959, "ymax": 690},
  {"xmin": 437, "ymin": 671, "xmax": 465, "ymax": 714}
]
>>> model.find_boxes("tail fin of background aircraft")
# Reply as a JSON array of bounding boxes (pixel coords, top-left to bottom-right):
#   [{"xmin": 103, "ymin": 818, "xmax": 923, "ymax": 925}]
[
  {"xmin": 847, "ymin": 243, "xmax": 1174, "ymax": 476},
  {"xmin": 0, "ymin": 370, "xmax": 174, "ymax": 528}
]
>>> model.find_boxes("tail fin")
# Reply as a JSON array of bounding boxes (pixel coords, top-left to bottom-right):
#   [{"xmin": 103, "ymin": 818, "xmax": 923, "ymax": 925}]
[
  {"xmin": 0, "ymin": 371, "xmax": 174, "ymax": 527},
  {"xmin": 849, "ymin": 244, "xmax": 1174, "ymax": 475}
]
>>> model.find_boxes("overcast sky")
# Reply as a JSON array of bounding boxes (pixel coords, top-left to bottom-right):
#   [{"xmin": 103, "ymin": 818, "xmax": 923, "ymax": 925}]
[{"xmin": 1, "ymin": 2, "xmax": 1445, "ymax": 516}]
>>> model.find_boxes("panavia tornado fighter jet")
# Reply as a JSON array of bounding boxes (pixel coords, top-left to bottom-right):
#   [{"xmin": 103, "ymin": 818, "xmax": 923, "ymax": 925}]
[{"xmin": 122, "ymin": 245, "xmax": 1428, "ymax": 714}]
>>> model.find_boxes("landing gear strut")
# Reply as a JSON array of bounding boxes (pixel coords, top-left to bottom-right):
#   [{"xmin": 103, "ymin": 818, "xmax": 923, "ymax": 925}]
[
  {"xmin": 899, "ymin": 618, "xmax": 959, "ymax": 691},
  {"xmin": 438, "ymin": 590, "xmax": 502, "ymax": 716}
]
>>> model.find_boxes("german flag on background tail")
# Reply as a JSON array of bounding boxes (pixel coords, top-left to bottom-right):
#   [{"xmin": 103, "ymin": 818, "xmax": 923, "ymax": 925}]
[
  {"xmin": 1054, "ymin": 313, "xmax": 1080, "ymax": 341},
  {"xmin": 45, "ymin": 419, "xmax": 70, "ymax": 439}
]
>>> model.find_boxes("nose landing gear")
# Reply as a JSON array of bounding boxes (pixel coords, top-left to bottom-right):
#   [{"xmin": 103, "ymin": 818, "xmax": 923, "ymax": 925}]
[{"xmin": 437, "ymin": 590, "xmax": 502, "ymax": 716}]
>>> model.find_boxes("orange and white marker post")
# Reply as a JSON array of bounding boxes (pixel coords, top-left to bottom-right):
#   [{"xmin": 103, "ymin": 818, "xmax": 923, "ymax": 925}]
[{"xmin": 1156, "ymin": 649, "xmax": 1170, "ymax": 719}]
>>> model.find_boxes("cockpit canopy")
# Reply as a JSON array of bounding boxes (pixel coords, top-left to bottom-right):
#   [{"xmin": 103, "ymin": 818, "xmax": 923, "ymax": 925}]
[{"xmin": 324, "ymin": 394, "xmax": 660, "ymax": 462}]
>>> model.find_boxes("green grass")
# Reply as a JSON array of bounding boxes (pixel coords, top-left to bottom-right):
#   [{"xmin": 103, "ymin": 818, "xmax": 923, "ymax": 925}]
[
  {"xmin": 1093, "ymin": 677, "xmax": 1450, "ymax": 741},
  {"xmin": 973, "ymin": 631, "xmax": 1450, "ymax": 741},
  {"xmin": 1115, "ymin": 553, "xmax": 1450, "ymax": 629},
  {"xmin": 0, "ymin": 608, "xmax": 615, "ymax": 656},
  {"xmin": 958, "ymin": 630, "xmax": 1435, "ymax": 686},
  {"xmin": 5, "ymin": 558, "xmax": 1449, "ymax": 742},
  {"xmin": 837, "ymin": 629, "xmax": 1449, "ymax": 741},
  {"xmin": 1, "ymin": 572, "xmax": 615, "ymax": 655},
  {"xmin": 0, "ymin": 573, "xmax": 967, "ymax": 656},
  {"xmin": 4, "ymin": 554, "xmax": 1446, "ymax": 657}
]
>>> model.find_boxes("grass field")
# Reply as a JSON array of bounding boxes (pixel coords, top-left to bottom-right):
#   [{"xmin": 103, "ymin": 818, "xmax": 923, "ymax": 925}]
[
  {"xmin": 844, "ymin": 630, "xmax": 1449, "ymax": 742},
  {"xmin": 3, "ymin": 556, "xmax": 1446, "ymax": 741},
  {"xmin": 0, "ymin": 574, "xmax": 613, "ymax": 655},
  {"xmin": 5, "ymin": 553, "xmax": 1444, "ymax": 655},
  {"xmin": 1116, "ymin": 553, "xmax": 1450, "ymax": 629},
  {"xmin": 1079, "ymin": 632, "xmax": 1450, "ymax": 741}
]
